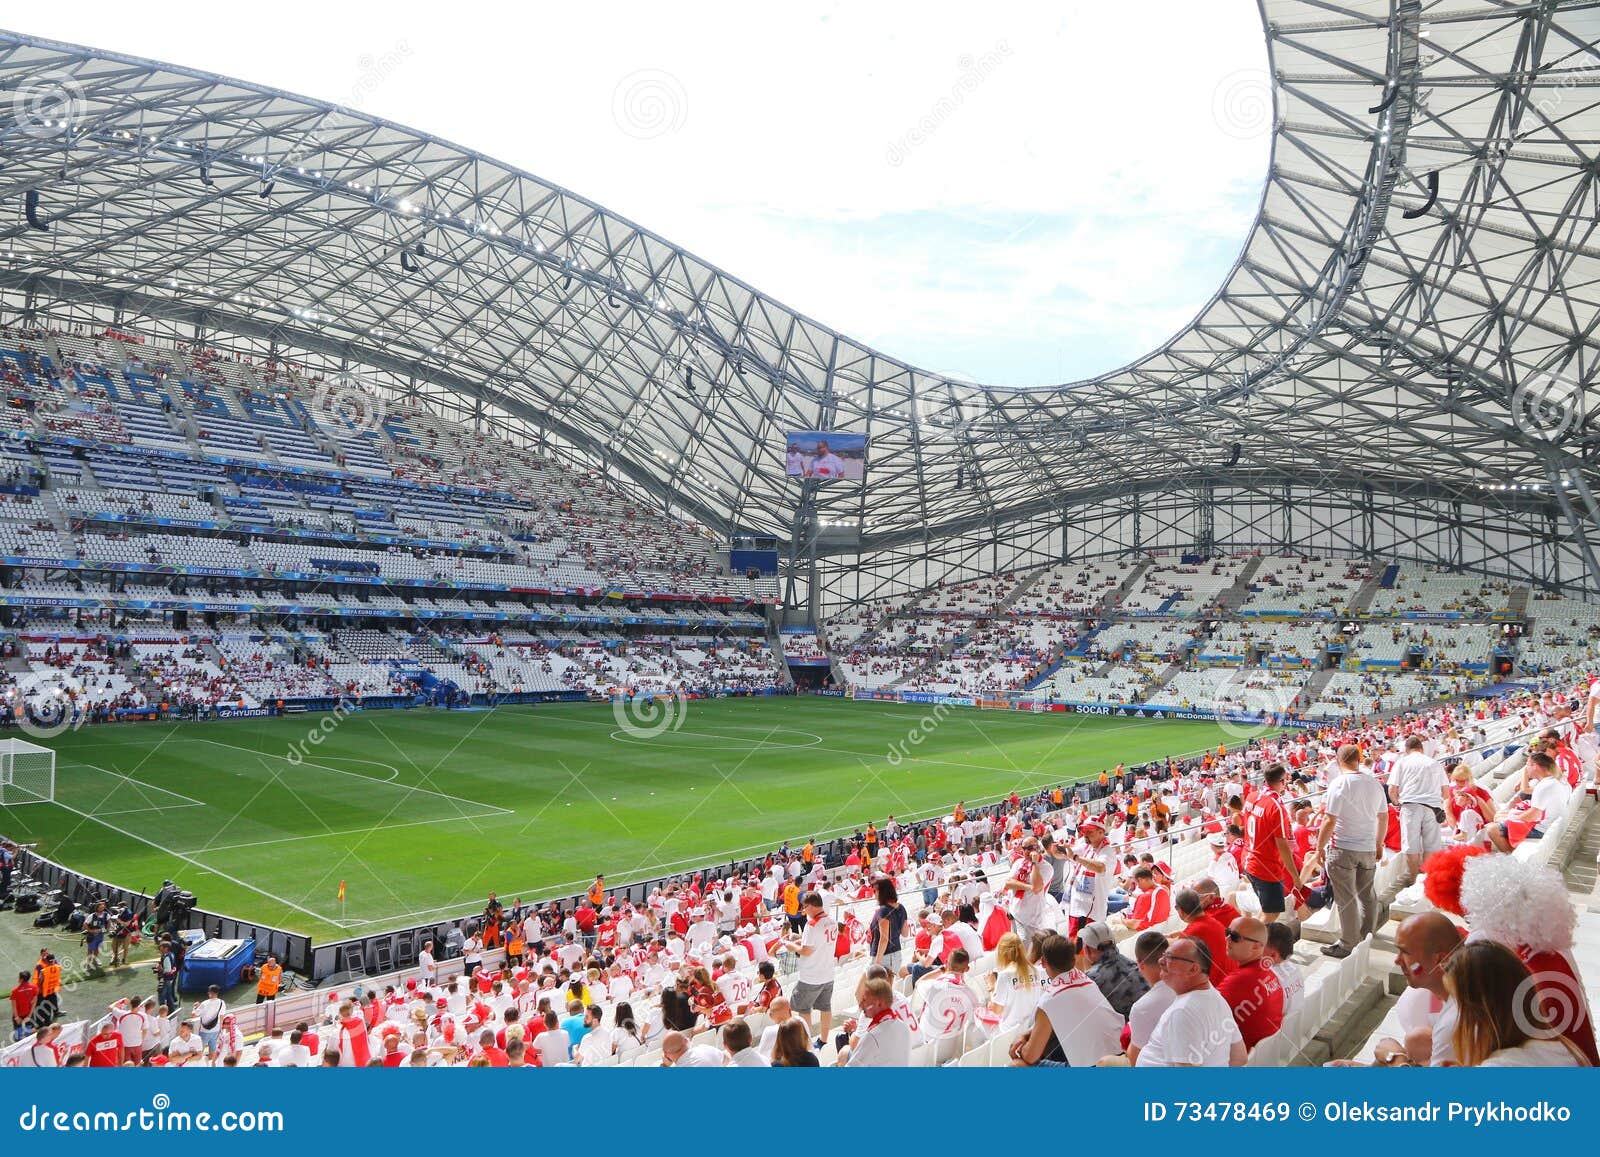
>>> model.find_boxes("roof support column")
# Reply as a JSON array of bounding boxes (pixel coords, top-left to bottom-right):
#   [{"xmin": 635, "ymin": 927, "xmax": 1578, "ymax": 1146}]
[{"xmin": 1542, "ymin": 456, "xmax": 1600, "ymax": 594}]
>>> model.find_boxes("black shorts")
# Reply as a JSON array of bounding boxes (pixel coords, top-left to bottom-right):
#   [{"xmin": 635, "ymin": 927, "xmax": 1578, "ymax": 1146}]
[{"xmin": 1245, "ymin": 873, "xmax": 1287, "ymax": 914}]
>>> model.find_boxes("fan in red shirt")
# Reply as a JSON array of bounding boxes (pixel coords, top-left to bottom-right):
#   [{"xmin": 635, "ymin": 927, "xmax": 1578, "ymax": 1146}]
[
  {"xmin": 337, "ymin": 1001, "xmax": 371, "ymax": 1067},
  {"xmin": 1218, "ymin": 916, "xmax": 1283, "ymax": 1049},
  {"xmin": 1195, "ymin": 878, "xmax": 1242, "ymax": 932},
  {"xmin": 574, "ymin": 902, "xmax": 598, "ymax": 938},
  {"xmin": 1289, "ymin": 800, "xmax": 1317, "ymax": 864},
  {"xmin": 85, "ymin": 1022, "xmax": 123, "ymax": 1067},
  {"xmin": 1444, "ymin": 766, "xmax": 1494, "ymax": 836},
  {"xmin": 686, "ymin": 966, "xmax": 731, "ymax": 1026},
  {"xmin": 10, "ymin": 971, "xmax": 37, "ymax": 1031},
  {"xmin": 1114, "ymin": 866, "xmax": 1171, "ymax": 932},
  {"xmin": 1174, "ymin": 888, "xmax": 1233, "ymax": 985},
  {"xmin": 1242, "ymin": 764, "xmax": 1300, "ymax": 921}
]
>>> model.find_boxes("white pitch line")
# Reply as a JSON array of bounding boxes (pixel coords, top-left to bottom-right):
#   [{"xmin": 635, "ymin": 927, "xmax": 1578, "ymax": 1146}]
[
  {"xmin": 51, "ymin": 801, "xmax": 339, "ymax": 925},
  {"xmin": 186, "ymin": 737, "xmax": 513, "ymax": 816},
  {"xmin": 176, "ymin": 809, "xmax": 508, "ymax": 855},
  {"xmin": 60, "ymin": 762, "xmax": 209, "ymax": 808},
  {"xmin": 88, "ymin": 802, "xmax": 207, "ymax": 818}
]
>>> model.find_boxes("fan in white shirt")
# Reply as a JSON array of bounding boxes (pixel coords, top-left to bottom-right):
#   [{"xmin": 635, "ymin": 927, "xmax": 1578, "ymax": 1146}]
[
  {"xmin": 661, "ymin": 1031, "xmax": 724, "ymax": 1067},
  {"xmin": 842, "ymin": 978, "xmax": 912, "ymax": 1067},
  {"xmin": 721, "ymin": 1020, "xmax": 769, "ymax": 1067},
  {"xmin": 1135, "ymin": 935, "xmax": 1244, "ymax": 1067}
]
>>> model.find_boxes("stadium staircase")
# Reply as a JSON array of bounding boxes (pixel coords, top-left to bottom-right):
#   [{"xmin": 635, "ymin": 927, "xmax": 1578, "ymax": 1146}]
[
  {"xmin": 1022, "ymin": 653, "xmax": 1068, "ymax": 692},
  {"xmin": 889, "ymin": 633, "xmax": 969, "ymax": 690},
  {"xmin": 1345, "ymin": 571, "xmax": 1386, "ymax": 614},
  {"xmin": 1142, "ymin": 660, "xmax": 1185, "ymax": 697},
  {"xmin": 766, "ymin": 620, "xmax": 795, "ymax": 690},
  {"xmin": 1213, "ymin": 555, "xmax": 1264, "ymax": 613},
  {"xmin": 1098, "ymin": 558, "xmax": 1152, "ymax": 614},
  {"xmin": 1560, "ymin": 795, "xmax": 1600, "ymax": 897},
  {"xmin": 118, "ymin": 653, "xmax": 169, "ymax": 706},
  {"xmin": 41, "ymin": 492, "xmax": 74, "ymax": 535},
  {"xmin": 852, "ymin": 607, "xmax": 898, "ymax": 652},
  {"xmin": 1506, "ymin": 584, "xmax": 1532, "ymax": 618},
  {"xmin": 3, "ymin": 643, "xmax": 32, "ymax": 677},
  {"xmin": 997, "ymin": 566, "xmax": 1048, "ymax": 613},
  {"xmin": 1296, "ymin": 667, "xmax": 1338, "ymax": 706}
]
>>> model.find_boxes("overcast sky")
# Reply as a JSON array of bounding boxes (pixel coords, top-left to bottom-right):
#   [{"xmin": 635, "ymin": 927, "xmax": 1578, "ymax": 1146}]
[{"xmin": 19, "ymin": 2, "xmax": 1272, "ymax": 388}]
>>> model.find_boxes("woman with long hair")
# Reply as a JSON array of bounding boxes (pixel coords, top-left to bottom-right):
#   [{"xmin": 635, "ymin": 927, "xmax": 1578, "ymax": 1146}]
[
  {"xmin": 769, "ymin": 1018, "xmax": 819, "ymax": 1067},
  {"xmin": 1445, "ymin": 940, "xmax": 1586, "ymax": 1066},
  {"xmin": 988, "ymin": 931, "xmax": 1040, "ymax": 1033},
  {"xmin": 687, "ymin": 965, "xmax": 731, "ymax": 1027},
  {"xmin": 612, "ymin": 1001, "xmax": 647, "ymax": 1059}
]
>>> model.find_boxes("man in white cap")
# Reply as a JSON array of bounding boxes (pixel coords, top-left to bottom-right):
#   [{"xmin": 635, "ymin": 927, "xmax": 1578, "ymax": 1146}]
[
  {"xmin": 1065, "ymin": 817, "xmax": 1118, "ymax": 938},
  {"xmin": 1204, "ymin": 832, "xmax": 1241, "ymax": 898}
]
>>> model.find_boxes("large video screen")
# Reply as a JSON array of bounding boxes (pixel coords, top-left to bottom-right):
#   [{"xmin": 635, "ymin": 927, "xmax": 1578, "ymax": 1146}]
[{"xmin": 783, "ymin": 431, "xmax": 867, "ymax": 482}]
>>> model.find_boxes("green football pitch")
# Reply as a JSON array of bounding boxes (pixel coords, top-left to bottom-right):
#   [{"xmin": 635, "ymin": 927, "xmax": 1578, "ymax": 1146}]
[{"xmin": 0, "ymin": 699, "xmax": 1241, "ymax": 941}]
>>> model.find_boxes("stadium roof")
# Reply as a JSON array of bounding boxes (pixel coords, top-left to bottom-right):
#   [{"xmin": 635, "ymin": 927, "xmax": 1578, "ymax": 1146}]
[{"xmin": 2, "ymin": 4, "xmax": 1599, "ymax": 570}]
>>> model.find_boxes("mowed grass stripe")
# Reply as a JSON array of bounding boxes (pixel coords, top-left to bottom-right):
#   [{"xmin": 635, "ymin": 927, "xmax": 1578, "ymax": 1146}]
[{"xmin": 0, "ymin": 700, "xmax": 1239, "ymax": 938}]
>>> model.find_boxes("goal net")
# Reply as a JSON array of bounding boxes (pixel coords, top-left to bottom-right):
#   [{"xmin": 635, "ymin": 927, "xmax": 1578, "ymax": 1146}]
[{"xmin": 0, "ymin": 739, "xmax": 55, "ymax": 806}]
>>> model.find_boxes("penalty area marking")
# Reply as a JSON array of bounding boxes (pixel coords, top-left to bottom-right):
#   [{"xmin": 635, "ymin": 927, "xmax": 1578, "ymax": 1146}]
[
  {"xmin": 175, "ymin": 809, "xmax": 509, "ymax": 855},
  {"xmin": 50, "ymin": 800, "xmax": 343, "ymax": 925},
  {"xmin": 59, "ymin": 762, "xmax": 210, "ymax": 809},
  {"xmin": 607, "ymin": 726, "xmax": 826, "ymax": 750},
  {"xmin": 185, "ymin": 736, "xmax": 513, "ymax": 816}
]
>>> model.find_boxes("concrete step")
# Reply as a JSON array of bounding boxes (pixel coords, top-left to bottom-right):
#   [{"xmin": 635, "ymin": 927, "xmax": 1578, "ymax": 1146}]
[{"xmin": 1314, "ymin": 978, "xmax": 1387, "ymax": 1062}]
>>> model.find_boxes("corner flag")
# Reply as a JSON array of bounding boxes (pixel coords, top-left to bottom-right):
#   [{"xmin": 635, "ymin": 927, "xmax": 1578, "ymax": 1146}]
[{"xmin": 337, "ymin": 880, "xmax": 346, "ymax": 902}]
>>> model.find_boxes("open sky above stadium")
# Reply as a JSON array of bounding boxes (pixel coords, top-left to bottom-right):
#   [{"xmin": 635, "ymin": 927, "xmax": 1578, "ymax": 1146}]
[{"xmin": 14, "ymin": 0, "xmax": 1271, "ymax": 390}]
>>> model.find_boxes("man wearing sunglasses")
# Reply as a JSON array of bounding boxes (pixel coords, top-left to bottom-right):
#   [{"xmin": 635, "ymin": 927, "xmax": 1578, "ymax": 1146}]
[
  {"xmin": 1134, "ymin": 938, "xmax": 1244, "ymax": 1067},
  {"xmin": 1218, "ymin": 916, "xmax": 1283, "ymax": 1051}
]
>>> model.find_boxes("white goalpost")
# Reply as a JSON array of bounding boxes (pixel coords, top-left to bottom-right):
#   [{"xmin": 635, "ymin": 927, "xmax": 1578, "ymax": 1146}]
[{"xmin": 0, "ymin": 738, "xmax": 56, "ymax": 806}]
